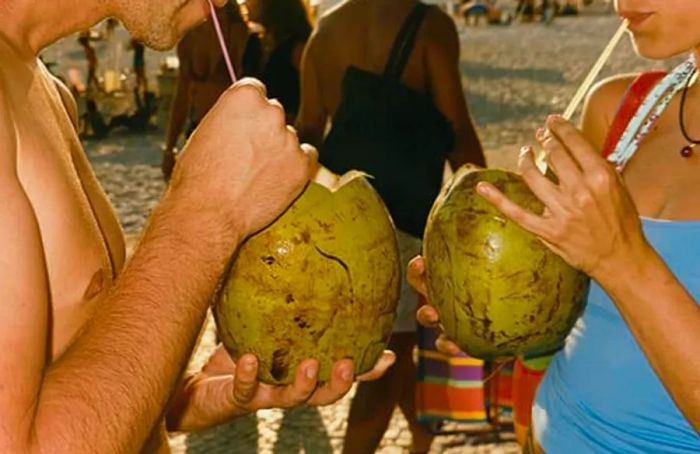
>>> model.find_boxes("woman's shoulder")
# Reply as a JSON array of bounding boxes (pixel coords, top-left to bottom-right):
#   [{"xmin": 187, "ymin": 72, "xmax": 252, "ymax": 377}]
[
  {"xmin": 581, "ymin": 73, "xmax": 640, "ymax": 151},
  {"xmin": 586, "ymin": 73, "xmax": 640, "ymax": 117}
]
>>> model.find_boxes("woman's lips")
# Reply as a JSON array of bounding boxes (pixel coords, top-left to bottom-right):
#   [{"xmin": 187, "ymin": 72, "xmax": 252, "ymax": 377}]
[{"xmin": 619, "ymin": 11, "xmax": 654, "ymax": 31}]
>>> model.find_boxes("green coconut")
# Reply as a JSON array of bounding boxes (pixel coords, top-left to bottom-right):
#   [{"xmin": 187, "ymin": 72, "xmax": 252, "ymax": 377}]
[
  {"xmin": 215, "ymin": 169, "xmax": 400, "ymax": 385},
  {"xmin": 423, "ymin": 166, "xmax": 589, "ymax": 360}
]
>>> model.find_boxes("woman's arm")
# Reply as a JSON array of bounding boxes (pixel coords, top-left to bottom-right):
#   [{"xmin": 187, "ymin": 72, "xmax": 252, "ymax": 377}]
[
  {"xmin": 424, "ymin": 8, "xmax": 485, "ymax": 169},
  {"xmin": 479, "ymin": 112, "xmax": 700, "ymax": 432},
  {"xmin": 601, "ymin": 246, "xmax": 700, "ymax": 431}
]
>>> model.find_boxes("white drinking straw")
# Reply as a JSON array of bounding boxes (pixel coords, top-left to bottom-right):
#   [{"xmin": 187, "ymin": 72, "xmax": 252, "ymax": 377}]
[{"xmin": 537, "ymin": 19, "xmax": 629, "ymax": 174}]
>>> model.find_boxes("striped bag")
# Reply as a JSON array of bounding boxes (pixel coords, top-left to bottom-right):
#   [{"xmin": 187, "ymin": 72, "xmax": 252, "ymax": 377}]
[{"xmin": 415, "ymin": 320, "xmax": 513, "ymax": 427}]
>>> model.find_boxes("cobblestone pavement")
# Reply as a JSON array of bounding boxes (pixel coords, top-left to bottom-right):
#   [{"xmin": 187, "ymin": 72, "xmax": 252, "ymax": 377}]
[{"xmin": 61, "ymin": 4, "xmax": 682, "ymax": 453}]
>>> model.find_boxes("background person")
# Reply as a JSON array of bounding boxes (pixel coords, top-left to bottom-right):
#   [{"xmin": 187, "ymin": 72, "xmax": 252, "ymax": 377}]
[
  {"xmin": 244, "ymin": 0, "xmax": 313, "ymax": 123},
  {"xmin": 78, "ymin": 32, "xmax": 101, "ymax": 92},
  {"xmin": 162, "ymin": 1, "xmax": 257, "ymax": 180},
  {"xmin": 130, "ymin": 38, "xmax": 148, "ymax": 93}
]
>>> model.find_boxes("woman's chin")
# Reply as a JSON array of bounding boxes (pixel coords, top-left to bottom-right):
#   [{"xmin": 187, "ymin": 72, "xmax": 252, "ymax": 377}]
[
  {"xmin": 628, "ymin": 30, "xmax": 700, "ymax": 61},
  {"xmin": 631, "ymin": 40, "xmax": 689, "ymax": 61}
]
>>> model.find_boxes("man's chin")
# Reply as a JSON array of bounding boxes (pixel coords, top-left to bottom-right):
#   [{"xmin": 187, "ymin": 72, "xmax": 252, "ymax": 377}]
[
  {"xmin": 128, "ymin": 0, "xmax": 212, "ymax": 51},
  {"xmin": 145, "ymin": 36, "xmax": 179, "ymax": 51},
  {"xmin": 138, "ymin": 29, "xmax": 181, "ymax": 51}
]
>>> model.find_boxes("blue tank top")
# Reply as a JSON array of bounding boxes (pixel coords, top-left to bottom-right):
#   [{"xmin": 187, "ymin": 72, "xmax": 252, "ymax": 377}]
[{"xmin": 533, "ymin": 217, "xmax": 700, "ymax": 453}]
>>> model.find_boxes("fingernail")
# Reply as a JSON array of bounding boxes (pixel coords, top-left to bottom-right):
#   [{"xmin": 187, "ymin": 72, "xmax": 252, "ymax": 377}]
[
  {"xmin": 306, "ymin": 363, "xmax": 318, "ymax": 380},
  {"xmin": 476, "ymin": 182, "xmax": 490, "ymax": 196},
  {"xmin": 536, "ymin": 128, "xmax": 546, "ymax": 140},
  {"xmin": 519, "ymin": 146, "xmax": 531, "ymax": 157},
  {"xmin": 548, "ymin": 114, "xmax": 563, "ymax": 124},
  {"xmin": 243, "ymin": 357, "xmax": 256, "ymax": 372},
  {"xmin": 341, "ymin": 364, "xmax": 353, "ymax": 381}
]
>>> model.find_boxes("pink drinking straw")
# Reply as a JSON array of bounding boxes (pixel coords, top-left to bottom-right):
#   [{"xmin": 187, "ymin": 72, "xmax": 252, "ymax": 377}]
[{"xmin": 207, "ymin": 0, "xmax": 238, "ymax": 84}]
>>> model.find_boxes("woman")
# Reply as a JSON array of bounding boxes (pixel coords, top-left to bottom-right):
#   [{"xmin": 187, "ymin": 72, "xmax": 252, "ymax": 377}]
[
  {"xmin": 409, "ymin": 1, "xmax": 700, "ymax": 452},
  {"xmin": 162, "ymin": 2, "xmax": 255, "ymax": 180},
  {"xmin": 245, "ymin": 0, "xmax": 312, "ymax": 122}
]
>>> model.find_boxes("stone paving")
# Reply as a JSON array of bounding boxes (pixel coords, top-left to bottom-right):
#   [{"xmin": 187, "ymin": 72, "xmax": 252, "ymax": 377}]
[{"xmin": 49, "ymin": 3, "xmax": 683, "ymax": 452}]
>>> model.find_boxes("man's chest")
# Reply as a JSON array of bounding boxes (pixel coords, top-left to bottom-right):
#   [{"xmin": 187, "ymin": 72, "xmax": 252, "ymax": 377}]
[{"xmin": 5, "ymin": 61, "xmax": 123, "ymax": 357}]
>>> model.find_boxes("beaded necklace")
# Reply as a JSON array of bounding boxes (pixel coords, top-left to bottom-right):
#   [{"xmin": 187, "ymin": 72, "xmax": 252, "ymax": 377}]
[{"xmin": 608, "ymin": 55, "xmax": 697, "ymax": 170}]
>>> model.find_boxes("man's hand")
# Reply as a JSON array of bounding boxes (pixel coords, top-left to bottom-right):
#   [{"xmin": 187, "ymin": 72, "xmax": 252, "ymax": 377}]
[
  {"xmin": 407, "ymin": 256, "xmax": 463, "ymax": 356},
  {"xmin": 170, "ymin": 78, "xmax": 318, "ymax": 241},
  {"xmin": 166, "ymin": 345, "xmax": 395, "ymax": 432}
]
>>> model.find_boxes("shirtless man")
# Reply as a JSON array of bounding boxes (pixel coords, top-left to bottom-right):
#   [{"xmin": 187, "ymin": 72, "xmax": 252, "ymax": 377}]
[
  {"xmin": 0, "ymin": 0, "xmax": 392, "ymax": 452},
  {"xmin": 295, "ymin": 1, "xmax": 484, "ymax": 452}
]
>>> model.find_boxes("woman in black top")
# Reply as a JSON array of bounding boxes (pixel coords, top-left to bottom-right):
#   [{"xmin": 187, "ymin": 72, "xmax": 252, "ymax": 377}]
[{"xmin": 245, "ymin": 0, "xmax": 312, "ymax": 123}]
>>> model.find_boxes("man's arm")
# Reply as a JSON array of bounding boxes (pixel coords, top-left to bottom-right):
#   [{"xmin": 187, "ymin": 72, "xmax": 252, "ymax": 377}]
[
  {"xmin": 295, "ymin": 31, "xmax": 326, "ymax": 150},
  {"xmin": 0, "ymin": 80, "xmax": 318, "ymax": 453},
  {"xmin": 424, "ymin": 9, "xmax": 485, "ymax": 169}
]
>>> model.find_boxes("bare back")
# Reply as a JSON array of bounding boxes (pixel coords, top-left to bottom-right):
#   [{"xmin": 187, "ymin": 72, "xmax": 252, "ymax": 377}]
[
  {"xmin": 0, "ymin": 36, "xmax": 125, "ymax": 360},
  {"xmin": 179, "ymin": 20, "xmax": 250, "ymax": 122},
  {"xmin": 298, "ymin": 0, "xmax": 485, "ymax": 168},
  {"xmin": 310, "ymin": 0, "xmax": 433, "ymax": 116}
]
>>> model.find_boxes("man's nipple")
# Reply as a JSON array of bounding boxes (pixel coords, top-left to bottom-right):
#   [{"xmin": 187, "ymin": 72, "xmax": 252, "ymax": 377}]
[{"xmin": 83, "ymin": 269, "xmax": 106, "ymax": 301}]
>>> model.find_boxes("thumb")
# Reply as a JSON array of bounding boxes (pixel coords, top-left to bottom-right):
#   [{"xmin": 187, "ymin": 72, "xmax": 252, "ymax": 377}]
[
  {"xmin": 407, "ymin": 255, "xmax": 428, "ymax": 296},
  {"xmin": 231, "ymin": 354, "xmax": 260, "ymax": 407}
]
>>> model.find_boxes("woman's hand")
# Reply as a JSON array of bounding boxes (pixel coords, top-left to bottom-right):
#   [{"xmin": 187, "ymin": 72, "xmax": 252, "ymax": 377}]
[
  {"xmin": 476, "ymin": 115, "xmax": 651, "ymax": 281},
  {"xmin": 166, "ymin": 345, "xmax": 395, "ymax": 432},
  {"xmin": 407, "ymin": 256, "xmax": 463, "ymax": 356}
]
